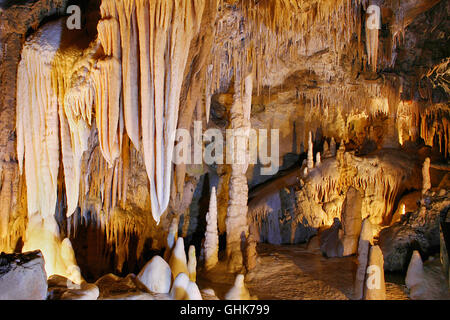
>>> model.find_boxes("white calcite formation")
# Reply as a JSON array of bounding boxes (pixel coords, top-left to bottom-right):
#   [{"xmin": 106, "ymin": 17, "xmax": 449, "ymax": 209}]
[
  {"xmin": 137, "ymin": 255, "xmax": 172, "ymax": 294},
  {"xmin": 203, "ymin": 186, "xmax": 219, "ymax": 270},
  {"xmin": 225, "ymin": 274, "xmax": 252, "ymax": 300},
  {"xmin": 405, "ymin": 250, "xmax": 426, "ymax": 299},
  {"xmin": 16, "ymin": 0, "xmax": 206, "ymax": 237},
  {"xmin": 169, "ymin": 237, "xmax": 189, "ymax": 281},
  {"xmin": 187, "ymin": 245, "xmax": 197, "ymax": 282},
  {"xmin": 185, "ymin": 281, "xmax": 202, "ymax": 300},
  {"xmin": 16, "ymin": 20, "xmax": 82, "ymax": 280},
  {"xmin": 15, "ymin": 0, "xmax": 206, "ymax": 280},
  {"xmin": 135, "ymin": 0, "xmax": 205, "ymax": 223},
  {"xmin": 170, "ymin": 272, "xmax": 190, "ymax": 300},
  {"xmin": 363, "ymin": 245, "xmax": 386, "ymax": 300},
  {"xmin": 164, "ymin": 217, "xmax": 179, "ymax": 261}
]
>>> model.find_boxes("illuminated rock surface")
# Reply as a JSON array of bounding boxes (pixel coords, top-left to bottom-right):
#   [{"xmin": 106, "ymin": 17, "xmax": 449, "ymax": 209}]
[{"xmin": 0, "ymin": 0, "xmax": 448, "ymax": 301}]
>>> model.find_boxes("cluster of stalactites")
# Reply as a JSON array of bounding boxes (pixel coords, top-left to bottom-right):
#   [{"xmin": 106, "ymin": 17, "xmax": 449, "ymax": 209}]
[
  {"xmin": 209, "ymin": 0, "xmax": 369, "ymax": 98},
  {"xmin": 89, "ymin": 0, "xmax": 206, "ymax": 224},
  {"xmin": 18, "ymin": 1, "xmax": 206, "ymax": 225},
  {"xmin": 306, "ymin": 153, "xmax": 409, "ymax": 226},
  {"xmin": 419, "ymin": 104, "xmax": 450, "ymax": 158},
  {"xmin": 16, "ymin": 20, "xmax": 62, "ymax": 221},
  {"xmin": 67, "ymin": 205, "xmax": 147, "ymax": 273}
]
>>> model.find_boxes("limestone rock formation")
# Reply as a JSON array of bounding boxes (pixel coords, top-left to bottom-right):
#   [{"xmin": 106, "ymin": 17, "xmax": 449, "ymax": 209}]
[
  {"xmin": 315, "ymin": 152, "xmax": 321, "ymax": 166},
  {"xmin": 170, "ymin": 272, "xmax": 190, "ymax": 300},
  {"xmin": 225, "ymin": 274, "xmax": 253, "ymax": 300},
  {"xmin": 47, "ymin": 275, "xmax": 99, "ymax": 300},
  {"xmin": 185, "ymin": 281, "xmax": 202, "ymax": 300},
  {"xmin": 320, "ymin": 218, "xmax": 343, "ymax": 258},
  {"xmin": 245, "ymin": 224, "xmax": 258, "ymax": 271},
  {"xmin": 340, "ymin": 187, "xmax": 363, "ymax": 256},
  {"xmin": 422, "ymin": 157, "xmax": 431, "ymax": 194},
  {"xmin": 169, "ymin": 238, "xmax": 189, "ymax": 281},
  {"xmin": 225, "ymin": 74, "xmax": 252, "ymax": 272},
  {"xmin": 0, "ymin": 251, "xmax": 47, "ymax": 300},
  {"xmin": 203, "ymin": 186, "xmax": 219, "ymax": 270},
  {"xmin": 307, "ymin": 131, "xmax": 314, "ymax": 169},
  {"xmin": 330, "ymin": 138, "xmax": 336, "ymax": 157},
  {"xmin": 354, "ymin": 218, "xmax": 374, "ymax": 300},
  {"xmin": 380, "ymin": 194, "xmax": 448, "ymax": 271},
  {"xmin": 0, "ymin": 0, "xmax": 448, "ymax": 302},
  {"xmin": 95, "ymin": 273, "xmax": 167, "ymax": 300},
  {"xmin": 405, "ymin": 250, "xmax": 426, "ymax": 299},
  {"xmin": 164, "ymin": 217, "xmax": 179, "ymax": 261},
  {"xmin": 187, "ymin": 245, "xmax": 197, "ymax": 282},
  {"xmin": 137, "ymin": 255, "xmax": 172, "ymax": 294},
  {"xmin": 363, "ymin": 245, "xmax": 386, "ymax": 300}
]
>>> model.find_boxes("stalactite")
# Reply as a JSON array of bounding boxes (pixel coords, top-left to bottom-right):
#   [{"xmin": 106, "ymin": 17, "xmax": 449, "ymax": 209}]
[
  {"xmin": 94, "ymin": 7, "xmax": 122, "ymax": 166},
  {"xmin": 17, "ymin": 20, "xmax": 61, "ymax": 221},
  {"xmin": 116, "ymin": 0, "xmax": 140, "ymax": 150},
  {"xmin": 136, "ymin": 0, "xmax": 205, "ymax": 224}
]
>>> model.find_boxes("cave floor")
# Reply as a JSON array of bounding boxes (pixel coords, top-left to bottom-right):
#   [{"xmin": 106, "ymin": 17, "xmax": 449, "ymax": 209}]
[{"xmin": 197, "ymin": 243, "xmax": 410, "ymax": 300}]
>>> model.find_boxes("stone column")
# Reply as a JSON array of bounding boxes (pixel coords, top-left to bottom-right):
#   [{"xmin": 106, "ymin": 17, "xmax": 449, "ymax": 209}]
[{"xmin": 225, "ymin": 73, "xmax": 253, "ymax": 272}]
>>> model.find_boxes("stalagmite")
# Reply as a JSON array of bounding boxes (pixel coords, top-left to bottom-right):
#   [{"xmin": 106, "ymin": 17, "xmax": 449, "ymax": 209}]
[
  {"xmin": 60, "ymin": 238, "xmax": 83, "ymax": 285},
  {"xmin": 363, "ymin": 245, "xmax": 386, "ymax": 300},
  {"xmin": 245, "ymin": 224, "xmax": 258, "ymax": 271},
  {"xmin": 405, "ymin": 250, "xmax": 426, "ymax": 299},
  {"xmin": 170, "ymin": 272, "xmax": 190, "ymax": 300},
  {"xmin": 137, "ymin": 255, "xmax": 172, "ymax": 294},
  {"xmin": 340, "ymin": 187, "xmax": 363, "ymax": 256},
  {"xmin": 164, "ymin": 217, "xmax": 179, "ymax": 261},
  {"xmin": 226, "ymin": 73, "xmax": 253, "ymax": 272},
  {"xmin": 225, "ymin": 274, "xmax": 252, "ymax": 300},
  {"xmin": 316, "ymin": 152, "xmax": 321, "ymax": 166},
  {"xmin": 169, "ymin": 237, "xmax": 189, "ymax": 281},
  {"xmin": 185, "ymin": 281, "xmax": 202, "ymax": 300},
  {"xmin": 94, "ymin": 4, "xmax": 122, "ymax": 166},
  {"xmin": 323, "ymin": 140, "xmax": 331, "ymax": 158},
  {"xmin": 422, "ymin": 157, "xmax": 431, "ymax": 194},
  {"xmin": 187, "ymin": 245, "xmax": 197, "ymax": 282},
  {"xmin": 330, "ymin": 137, "xmax": 337, "ymax": 156},
  {"xmin": 203, "ymin": 187, "xmax": 219, "ymax": 270},
  {"xmin": 354, "ymin": 218, "xmax": 374, "ymax": 300},
  {"xmin": 307, "ymin": 131, "xmax": 314, "ymax": 169}
]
